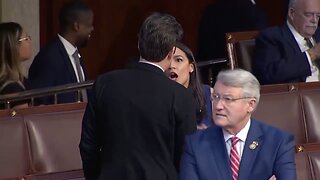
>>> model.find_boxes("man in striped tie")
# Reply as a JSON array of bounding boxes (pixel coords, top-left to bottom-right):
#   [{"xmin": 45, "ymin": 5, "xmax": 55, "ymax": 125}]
[{"xmin": 179, "ymin": 69, "xmax": 296, "ymax": 180}]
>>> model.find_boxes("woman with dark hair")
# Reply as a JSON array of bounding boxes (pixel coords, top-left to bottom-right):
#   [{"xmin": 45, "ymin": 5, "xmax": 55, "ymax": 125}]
[
  {"xmin": 166, "ymin": 42, "xmax": 213, "ymax": 129},
  {"xmin": 0, "ymin": 22, "xmax": 32, "ymax": 108}
]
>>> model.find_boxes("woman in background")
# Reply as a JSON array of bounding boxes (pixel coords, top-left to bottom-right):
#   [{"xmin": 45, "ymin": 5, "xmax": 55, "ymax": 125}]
[
  {"xmin": 166, "ymin": 42, "xmax": 213, "ymax": 129},
  {"xmin": 0, "ymin": 22, "xmax": 32, "ymax": 108}
]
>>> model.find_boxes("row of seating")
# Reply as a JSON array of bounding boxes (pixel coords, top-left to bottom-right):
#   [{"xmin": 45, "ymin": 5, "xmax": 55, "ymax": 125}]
[
  {"xmin": 252, "ymin": 82, "xmax": 320, "ymax": 180},
  {"xmin": 0, "ymin": 103, "xmax": 86, "ymax": 179},
  {"xmin": 1, "ymin": 82, "xmax": 320, "ymax": 179}
]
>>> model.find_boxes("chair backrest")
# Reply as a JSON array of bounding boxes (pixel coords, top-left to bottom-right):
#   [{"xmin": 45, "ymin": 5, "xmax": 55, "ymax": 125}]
[
  {"xmin": 253, "ymin": 91, "xmax": 306, "ymax": 144},
  {"xmin": 226, "ymin": 31, "xmax": 259, "ymax": 71},
  {"xmin": 0, "ymin": 117, "xmax": 32, "ymax": 179},
  {"xmin": 300, "ymin": 89, "xmax": 320, "ymax": 143},
  {"xmin": 25, "ymin": 109, "xmax": 84, "ymax": 173}
]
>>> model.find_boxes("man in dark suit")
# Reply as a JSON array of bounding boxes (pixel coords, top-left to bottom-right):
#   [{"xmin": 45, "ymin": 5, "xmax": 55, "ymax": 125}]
[
  {"xmin": 197, "ymin": 0, "xmax": 268, "ymax": 84},
  {"xmin": 79, "ymin": 12, "xmax": 197, "ymax": 180},
  {"xmin": 180, "ymin": 69, "xmax": 296, "ymax": 180},
  {"xmin": 253, "ymin": 0, "xmax": 320, "ymax": 85},
  {"xmin": 27, "ymin": 0, "xmax": 94, "ymax": 104}
]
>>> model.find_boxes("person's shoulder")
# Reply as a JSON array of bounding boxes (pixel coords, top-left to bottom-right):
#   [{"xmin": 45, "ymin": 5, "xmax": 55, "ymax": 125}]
[
  {"xmin": 259, "ymin": 26, "xmax": 282, "ymax": 37},
  {"xmin": 186, "ymin": 125, "xmax": 220, "ymax": 142},
  {"xmin": 36, "ymin": 37, "xmax": 62, "ymax": 57},
  {"xmin": 0, "ymin": 81, "xmax": 24, "ymax": 94},
  {"xmin": 256, "ymin": 25, "xmax": 288, "ymax": 45},
  {"xmin": 202, "ymin": 84, "xmax": 212, "ymax": 92},
  {"xmin": 253, "ymin": 119, "xmax": 293, "ymax": 139},
  {"xmin": 96, "ymin": 69, "xmax": 128, "ymax": 82}
]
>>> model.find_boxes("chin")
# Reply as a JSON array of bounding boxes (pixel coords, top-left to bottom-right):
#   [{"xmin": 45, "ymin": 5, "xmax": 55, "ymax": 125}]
[{"xmin": 213, "ymin": 118, "xmax": 227, "ymax": 127}]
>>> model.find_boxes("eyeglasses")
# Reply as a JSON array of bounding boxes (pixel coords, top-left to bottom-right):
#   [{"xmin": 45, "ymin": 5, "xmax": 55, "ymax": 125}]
[
  {"xmin": 18, "ymin": 35, "xmax": 31, "ymax": 42},
  {"xmin": 211, "ymin": 94, "xmax": 254, "ymax": 105}
]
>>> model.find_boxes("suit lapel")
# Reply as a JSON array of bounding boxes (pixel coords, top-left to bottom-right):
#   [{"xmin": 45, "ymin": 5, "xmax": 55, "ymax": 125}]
[
  {"xmin": 208, "ymin": 127, "xmax": 232, "ymax": 180},
  {"xmin": 281, "ymin": 25, "xmax": 301, "ymax": 52},
  {"xmin": 56, "ymin": 38, "xmax": 78, "ymax": 82},
  {"xmin": 238, "ymin": 120, "xmax": 263, "ymax": 180}
]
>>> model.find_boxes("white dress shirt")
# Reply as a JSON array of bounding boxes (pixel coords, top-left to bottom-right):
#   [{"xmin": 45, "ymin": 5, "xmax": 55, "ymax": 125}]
[
  {"xmin": 58, "ymin": 34, "xmax": 85, "ymax": 82},
  {"xmin": 287, "ymin": 21, "xmax": 319, "ymax": 82},
  {"xmin": 139, "ymin": 57, "xmax": 164, "ymax": 72},
  {"xmin": 223, "ymin": 119, "xmax": 251, "ymax": 160}
]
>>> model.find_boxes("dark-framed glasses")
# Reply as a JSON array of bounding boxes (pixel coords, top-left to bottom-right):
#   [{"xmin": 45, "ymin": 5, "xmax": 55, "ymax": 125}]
[
  {"xmin": 211, "ymin": 94, "xmax": 254, "ymax": 105},
  {"xmin": 18, "ymin": 35, "xmax": 31, "ymax": 42}
]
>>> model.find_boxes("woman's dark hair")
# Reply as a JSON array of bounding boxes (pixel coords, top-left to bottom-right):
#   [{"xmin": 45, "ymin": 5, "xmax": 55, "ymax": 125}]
[{"xmin": 174, "ymin": 42, "xmax": 207, "ymax": 121}]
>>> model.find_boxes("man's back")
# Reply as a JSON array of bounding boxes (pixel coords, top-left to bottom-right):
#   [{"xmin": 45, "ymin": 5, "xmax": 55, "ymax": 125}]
[{"xmin": 80, "ymin": 62, "xmax": 196, "ymax": 180}]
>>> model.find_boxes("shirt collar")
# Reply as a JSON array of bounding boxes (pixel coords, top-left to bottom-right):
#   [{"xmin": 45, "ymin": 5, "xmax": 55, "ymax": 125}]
[
  {"xmin": 139, "ymin": 57, "xmax": 164, "ymax": 72},
  {"xmin": 58, "ymin": 34, "xmax": 79, "ymax": 57},
  {"xmin": 287, "ymin": 21, "xmax": 308, "ymax": 44},
  {"xmin": 223, "ymin": 119, "xmax": 251, "ymax": 143}
]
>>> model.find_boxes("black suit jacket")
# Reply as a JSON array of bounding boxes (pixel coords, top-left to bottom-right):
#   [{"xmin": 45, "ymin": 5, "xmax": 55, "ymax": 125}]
[
  {"xmin": 79, "ymin": 62, "xmax": 197, "ymax": 180},
  {"xmin": 253, "ymin": 24, "xmax": 320, "ymax": 84},
  {"xmin": 27, "ymin": 36, "xmax": 86, "ymax": 104},
  {"xmin": 197, "ymin": 0, "xmax": 268, "ymax": 61}
]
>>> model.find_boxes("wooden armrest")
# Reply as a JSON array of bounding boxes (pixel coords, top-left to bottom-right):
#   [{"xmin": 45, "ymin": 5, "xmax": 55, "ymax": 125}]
[{"xmin": 296, "ymin": 143, "xmax": 320, "ymax": 153}]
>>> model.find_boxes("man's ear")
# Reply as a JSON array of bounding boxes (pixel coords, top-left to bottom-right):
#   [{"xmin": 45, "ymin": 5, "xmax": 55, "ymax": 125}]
[
  {"xmin": 73, "ymin": 21, "xmax": 80, "ymax": 32},
  {"xmin": 288, "ymin": 8, "xmax": 295, "ymax": 20},
  {"xmin": 247, "ymin": 98, "xmax": 257, "ymax": 113}
]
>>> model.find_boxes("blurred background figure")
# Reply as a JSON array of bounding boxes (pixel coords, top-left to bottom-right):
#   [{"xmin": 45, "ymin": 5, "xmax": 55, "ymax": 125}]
[
  {"xmin": 253, "ymin": 0, "xmax": 320, "ymax": 84},
  {"xmin": 166, "ymin": 42, "xmax": 213, "ymax": 129},
  {"xmin": 27, "ymin": 0, "xmax": 94, "ymax": 105},
  {"xmin": 197, "ymin": 0, "xmax": 268, "ymax": 83},
  {"xmin": 0, "ymin": 22, "xmax": 32, "ymax": 108}
]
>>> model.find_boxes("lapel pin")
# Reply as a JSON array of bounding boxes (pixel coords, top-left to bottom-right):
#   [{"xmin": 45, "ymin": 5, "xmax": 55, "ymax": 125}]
[{"xmin": 249, "ymin": 141, "xmax": 259, "ymax": 150}]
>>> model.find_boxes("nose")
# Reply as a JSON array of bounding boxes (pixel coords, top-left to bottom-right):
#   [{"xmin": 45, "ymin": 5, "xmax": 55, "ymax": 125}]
[
  {"xmin": 169, "ymin": 61, "xmax": 176, "ymax": 69},
  {"xmin": 311, "ymin": 13, "xmax": 319, "ymax": 23}
]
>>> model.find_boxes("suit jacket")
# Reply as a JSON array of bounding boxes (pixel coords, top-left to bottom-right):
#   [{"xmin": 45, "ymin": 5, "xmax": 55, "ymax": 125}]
[
  {"xmin": 79, "ymin": 62, "xmax": 197, "ymax": 180},
  {"xmin": 27, "ymin": 36, "xmax": 86, "ymax": 104},
  {"xmin": 198, "ymin": 84, "xmax": 213, "ymax": 127},
  {"xmin": 197, "ymin": 0, "xmax": 268, "ymax": 61},
  {"xmin": 179, "ymin": 119, "xmax": 296, "ymax": 180},
  {"xmin": 253, "ymin": 24, "xmax": 320, "ymax": 85}
]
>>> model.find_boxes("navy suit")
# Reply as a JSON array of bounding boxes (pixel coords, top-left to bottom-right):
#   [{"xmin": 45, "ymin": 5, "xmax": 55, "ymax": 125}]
[
  {"xmin": 28, "ymin": 36, "xmax": 86, "ymax": 104},
  {"xmin": 179, "ymin": 119, "xmax": 296, "ymax": 180},
  {"xmin": 253, "ymin": 24, "xmax": 320, "ymax": 85},
  {"xmin": 199, "ymin": 84, "xmax": 213, "ymax": 127}
]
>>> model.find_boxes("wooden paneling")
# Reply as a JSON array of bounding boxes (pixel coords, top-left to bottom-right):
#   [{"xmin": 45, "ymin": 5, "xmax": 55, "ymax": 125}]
[{"xmin": 40, "ymin": 0, "xmax": 286, "ymax": 80}]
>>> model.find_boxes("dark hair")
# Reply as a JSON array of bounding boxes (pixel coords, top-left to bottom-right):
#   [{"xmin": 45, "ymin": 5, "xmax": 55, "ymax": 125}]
[
  {"xmin": 59, "ymin": 0, "xmax": 92, "ymax": 32},
  {"xmin": 0, "ymin": 22, "xmax": 24, "ymax": 84},
  {"xmin": 138, "ymin": 12, "xmax": 183, "ymax": 62},
  {"xmin": 174, "ymin": 42, "xmax": 207, "ymax": 121}
]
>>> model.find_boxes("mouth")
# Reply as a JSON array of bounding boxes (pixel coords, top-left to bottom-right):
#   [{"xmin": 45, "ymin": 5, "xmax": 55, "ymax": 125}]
[
  {"xmin": 215, "ymin": 113, "xmax": 227, "ymax": 118},
  {"xmin": 307, "ymin": 25, "xmax": 317, "ymax": 30},
  {"xmin": 169, "ymin": 72, "xmax": 178, "ymax": 81}
]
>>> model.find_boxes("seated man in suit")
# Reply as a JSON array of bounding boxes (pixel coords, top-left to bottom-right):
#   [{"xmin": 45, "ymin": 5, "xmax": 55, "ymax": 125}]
[
  {"xmin": 179, "ymin": 69, "xmax": 296, "ymax": 180},
  {"xmin": 27, "ymin": 0, "xmax": 94, "ymax": 104},
  {"xmin": 253, "ymin": 0, "xmax": 320, "ymax": 85}
]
